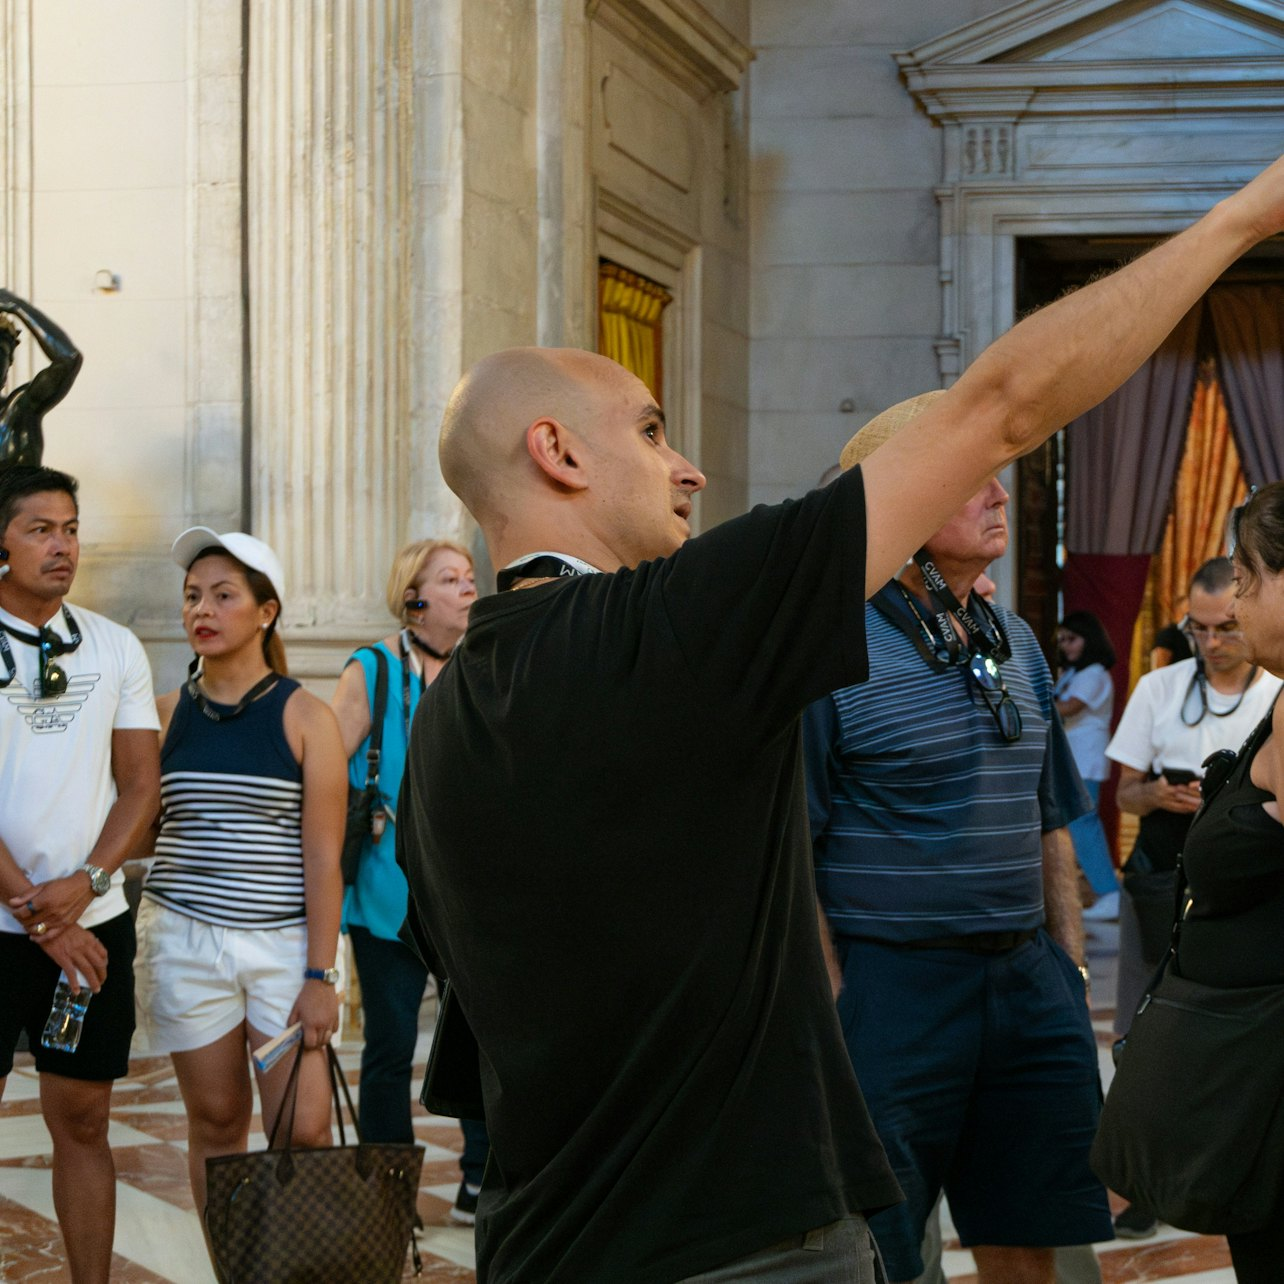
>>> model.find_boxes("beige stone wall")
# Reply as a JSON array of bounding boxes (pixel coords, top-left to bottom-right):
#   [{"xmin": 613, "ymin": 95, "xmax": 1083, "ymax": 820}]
[
  {"xmin": 2, "ymin": 1, "xmax": 756, "ymax": 696},
  {"xmin": 8, "ymin": 0, "xmax": 243, "ymax": 693},
  {"xmin": 747, "ymin": 0, "xmax": 1010, "ymax": 506}
]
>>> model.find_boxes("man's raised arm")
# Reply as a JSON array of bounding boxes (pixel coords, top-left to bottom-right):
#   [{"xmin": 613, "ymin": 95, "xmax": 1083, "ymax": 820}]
[{"xmin": 860, "ymin": 153, "xmax": 1284, "ymax": 593}]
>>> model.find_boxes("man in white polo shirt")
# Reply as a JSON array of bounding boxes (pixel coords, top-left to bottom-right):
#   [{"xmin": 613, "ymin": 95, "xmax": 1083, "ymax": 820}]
[{"xmin": 0, "ymin": 464, "xmax": 160, "ymax": 1284}]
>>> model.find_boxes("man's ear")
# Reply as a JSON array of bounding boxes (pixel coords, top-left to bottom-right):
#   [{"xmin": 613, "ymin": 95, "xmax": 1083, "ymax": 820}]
[{"xmin": 526, "ymin": 418, "xmax": 589, "ymax": 491}]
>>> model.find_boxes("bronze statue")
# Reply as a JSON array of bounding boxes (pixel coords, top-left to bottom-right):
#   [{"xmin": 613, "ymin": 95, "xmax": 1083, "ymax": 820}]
[{"xmin": 0, "ymin": 288, "xmax": 83, "ymax": 470}]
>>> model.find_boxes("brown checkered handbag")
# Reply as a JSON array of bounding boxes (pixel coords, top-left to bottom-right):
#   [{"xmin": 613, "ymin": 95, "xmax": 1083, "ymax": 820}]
[{"xmin": 205, "ymin": 1045, "xmax": 424, "ymax": 1283}]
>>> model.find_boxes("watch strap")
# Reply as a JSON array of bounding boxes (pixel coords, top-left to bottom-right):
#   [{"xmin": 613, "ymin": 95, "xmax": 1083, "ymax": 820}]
[{"xmin": 81, "ymin": 863, "xmax": 110, "ymax": 896}]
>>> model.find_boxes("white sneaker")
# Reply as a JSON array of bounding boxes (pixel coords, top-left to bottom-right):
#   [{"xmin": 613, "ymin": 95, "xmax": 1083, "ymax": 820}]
[{"xmin": 1082, "ymin": 890, "xmax": 1120, "ymax": 921}]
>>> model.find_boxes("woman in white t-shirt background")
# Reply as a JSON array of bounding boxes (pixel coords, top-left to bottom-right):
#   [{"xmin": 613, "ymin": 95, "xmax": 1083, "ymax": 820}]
[{"xmin": 1055, "ymin": 610, "xmax": 1120, "ymax": 917}]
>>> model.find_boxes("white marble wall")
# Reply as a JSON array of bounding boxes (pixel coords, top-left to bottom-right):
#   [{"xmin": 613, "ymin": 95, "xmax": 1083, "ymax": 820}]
[{"xmin": 747, "ymin": 0, "xmax": 1013, "ymax": 508}]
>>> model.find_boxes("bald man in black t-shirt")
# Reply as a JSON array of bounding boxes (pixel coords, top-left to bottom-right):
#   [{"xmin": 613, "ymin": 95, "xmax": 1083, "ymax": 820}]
[{"xmin": 399, "ymin": 157, "xmax": 1284, "ymax": 1283}]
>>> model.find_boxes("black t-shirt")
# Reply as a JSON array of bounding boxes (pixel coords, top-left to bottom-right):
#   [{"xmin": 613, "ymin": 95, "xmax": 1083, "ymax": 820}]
[{"xmin": 398, "ymin": 467, "xmax": 901, "ymax": 1282}]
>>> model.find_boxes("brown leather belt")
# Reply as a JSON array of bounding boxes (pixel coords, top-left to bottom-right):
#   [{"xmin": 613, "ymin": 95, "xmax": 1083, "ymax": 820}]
[{"xmin": 904, "ymin": 928, "xmax": 1039, "ymax": 954}]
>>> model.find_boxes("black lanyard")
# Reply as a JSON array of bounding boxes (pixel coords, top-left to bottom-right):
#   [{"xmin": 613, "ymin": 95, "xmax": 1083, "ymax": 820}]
[
  {"xmin": 912, "ymin": 553, "xmax": 1010, "ymax": 663},
  {"xmin": 397, "ymin": 631, "xmax": 427, "ymax": 739},
  {"xmin": 1181, "ymin": 659, "xmax": 1258, "ymax": 726},
  {"xmin": 0, "ymin": 606, "xmax": 83, "ymax": 692},
  {"xmin": 185, "ymin": 665, "xmax": 279, "ymax": 721},
  {"xmin": 495, "ymin": 552, "xmax": 601, "ymax": 592},
  {"xmin": 880, "ymin": 580, "xmax": 1013, "ymax": 675}
]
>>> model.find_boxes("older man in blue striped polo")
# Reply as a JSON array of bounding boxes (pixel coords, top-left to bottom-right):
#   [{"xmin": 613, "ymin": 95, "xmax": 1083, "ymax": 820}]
[{"xmin": 805, "ymin": 398, "xmax": 1111, "ymax": 1284}]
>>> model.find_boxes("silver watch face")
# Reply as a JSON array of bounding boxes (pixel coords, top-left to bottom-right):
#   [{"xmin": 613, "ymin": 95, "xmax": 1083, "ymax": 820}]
[{"xmin": 85, "ymin": 865, "xmax": 110, "ymax": 896}]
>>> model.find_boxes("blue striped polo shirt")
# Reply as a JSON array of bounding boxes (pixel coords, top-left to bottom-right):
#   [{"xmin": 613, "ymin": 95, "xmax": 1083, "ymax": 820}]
[{"xmin": 804, "ymin": 592, "xmax": 1089, "ymax": 943}]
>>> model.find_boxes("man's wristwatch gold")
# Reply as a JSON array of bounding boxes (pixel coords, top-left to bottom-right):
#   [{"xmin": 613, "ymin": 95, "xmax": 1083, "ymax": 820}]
[
  {"xmin": 1077, "ymin": 963, "xmax": 1092, "ymax": 993},
  {"xmin": 81, "ymin": 863, "xmax": 111, "ymax": 897},
  {"xmin": 304, "ymin": 966, "xmax": 340, "ymax": 985}
]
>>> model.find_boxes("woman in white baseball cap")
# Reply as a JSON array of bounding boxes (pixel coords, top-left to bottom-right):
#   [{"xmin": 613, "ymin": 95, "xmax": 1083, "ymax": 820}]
[{"xmin": 133, "ymin": 528, "xmax": 347, "ymax": 1240}]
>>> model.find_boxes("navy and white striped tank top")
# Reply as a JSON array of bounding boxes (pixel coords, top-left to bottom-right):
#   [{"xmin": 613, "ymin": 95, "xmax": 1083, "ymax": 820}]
[{"xmin": 145, "ymin": 677, "xmax": 306, "ymax": 929}]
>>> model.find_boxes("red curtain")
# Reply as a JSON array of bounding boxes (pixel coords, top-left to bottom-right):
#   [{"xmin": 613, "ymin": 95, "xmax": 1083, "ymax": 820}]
[{"xmin": 1061, "ymin": 553, "xmax": 1153, "ymax": 854}]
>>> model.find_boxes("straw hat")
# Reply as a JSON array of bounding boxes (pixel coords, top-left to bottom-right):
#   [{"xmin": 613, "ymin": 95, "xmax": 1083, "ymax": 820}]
[{"xmin": 840, "ymin": 389, "xmax": 946, "ymax": 470}]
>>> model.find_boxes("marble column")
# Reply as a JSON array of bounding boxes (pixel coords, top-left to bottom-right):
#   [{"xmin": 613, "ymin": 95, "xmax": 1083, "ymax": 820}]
[{"xmin": 245, "ymin": 0, "xmax": 414, "ymax": 655}]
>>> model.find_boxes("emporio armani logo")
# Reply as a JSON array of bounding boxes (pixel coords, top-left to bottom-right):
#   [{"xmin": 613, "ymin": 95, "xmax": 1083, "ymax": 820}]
[{"xmin": 6, "ymin": 673, "xmax": 101, "ymax": 734}]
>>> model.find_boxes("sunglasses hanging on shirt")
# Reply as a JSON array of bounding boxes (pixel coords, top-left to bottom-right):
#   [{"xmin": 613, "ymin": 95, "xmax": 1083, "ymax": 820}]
[{"xmin": 0, "ymin": 607, "xmax": 83, "ymax": 698}]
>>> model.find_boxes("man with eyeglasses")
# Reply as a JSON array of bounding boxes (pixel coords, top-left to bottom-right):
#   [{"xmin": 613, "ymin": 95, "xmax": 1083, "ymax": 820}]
[
  {"xmin": 804, "ymin": 405, "xmax": 1111, "ymax": 1284},
  {"xmin": 0, "ymin": 464, "xmax": 160, "ymax": 1284},
  {"xmin": 1102, "ymin": 555, "xmax": 1280, "ymax": 1239}
]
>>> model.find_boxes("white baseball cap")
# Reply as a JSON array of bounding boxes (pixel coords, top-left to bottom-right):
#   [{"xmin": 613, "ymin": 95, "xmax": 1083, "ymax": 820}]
[{"xmin": 171, "ymin": 527, "xmax": 286, "ymax": 602}]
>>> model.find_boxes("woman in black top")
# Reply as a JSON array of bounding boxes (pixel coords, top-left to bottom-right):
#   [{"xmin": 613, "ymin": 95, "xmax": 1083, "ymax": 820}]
[{"xmin": 1178, "ymin": 483, "xmax": 1284, "ymax": 1281}]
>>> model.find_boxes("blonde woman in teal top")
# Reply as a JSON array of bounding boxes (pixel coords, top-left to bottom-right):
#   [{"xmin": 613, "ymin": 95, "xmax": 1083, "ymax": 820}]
[{"xmin": 331, "ymin": 538, "xmax": 489, "ymax": 1222}]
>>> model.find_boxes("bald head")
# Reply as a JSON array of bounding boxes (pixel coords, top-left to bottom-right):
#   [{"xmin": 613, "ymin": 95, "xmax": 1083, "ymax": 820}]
[
  {"xmin": 439, "ymin": 347, "xmax": 633, "ymax": 521},
  {"xmin": 439, "ymin": 345, "xmax": 704, "ymax": 573}
]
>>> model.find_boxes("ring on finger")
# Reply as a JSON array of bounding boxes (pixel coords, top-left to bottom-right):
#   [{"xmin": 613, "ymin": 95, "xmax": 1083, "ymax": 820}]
[{"xmin": 33, "ymin": 921, "xmax": 47, "ymax": 936}]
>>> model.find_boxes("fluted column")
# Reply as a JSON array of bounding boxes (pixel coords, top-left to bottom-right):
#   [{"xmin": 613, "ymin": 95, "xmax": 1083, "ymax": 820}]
[{"xmin": 246, "ymin": 0, "xmax": 413, "ymax": 636}]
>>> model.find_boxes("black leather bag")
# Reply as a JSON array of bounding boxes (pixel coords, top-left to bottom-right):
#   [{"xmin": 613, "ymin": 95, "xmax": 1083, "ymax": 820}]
[
  {"xmin": 1093, "ymin": 795, "xmax": 1284, "ymax": 1236},
  {"xmin": 340, "ymin": 649, "xmax": 388, "ymax": 886},
  {"xmin": 1092, "ymin": 962, "xmax": 1284, "ymax": 1234},
  {"xmin": 205, "ymin": 1045, "xmax": 424, "ymax": 1283}
]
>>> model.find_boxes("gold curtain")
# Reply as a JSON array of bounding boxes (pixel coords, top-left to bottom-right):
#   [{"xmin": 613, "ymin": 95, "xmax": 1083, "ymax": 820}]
[
  {"xmin": 1127, "ymin": 362, "xmax": 1248, "ymax": 692},
  {"xmin": 1118, "ymin": 365, "xmax": 1247, "ymax": 862},
  {"xmin": 598, "ymin": 261, "xmax": 672, "ymax": 400}
]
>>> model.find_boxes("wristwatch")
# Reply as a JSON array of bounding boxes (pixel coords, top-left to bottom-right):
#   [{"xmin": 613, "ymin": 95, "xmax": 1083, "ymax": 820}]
[
  {"xmin": 81, "ymin": 863, "xmax": 111, "ymax": 897},
  {"xmin": 1077, "ymin": 963, "xmax": 1092, "ymax": 994},
  {"xmin": 304, "ymin": 966, "xmax": 340, "ymax": 985}
]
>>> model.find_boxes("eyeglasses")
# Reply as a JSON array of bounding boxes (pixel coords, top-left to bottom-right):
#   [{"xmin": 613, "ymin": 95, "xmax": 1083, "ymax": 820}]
[
  {"xmin": 1186, "ymin": 622, "xmax": 1244, "ymax": 643},
  {"xmin": 967, "ymin": 651, "xmax": 1022, "ymax": 743},
  {"xmin": 38, "ymin": 627, "xmax": 71, "ymax": 697}
]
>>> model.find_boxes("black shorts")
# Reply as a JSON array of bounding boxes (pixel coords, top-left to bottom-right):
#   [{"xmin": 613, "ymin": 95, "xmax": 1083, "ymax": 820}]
[{"xmin": 0, "ymin": 911, "xmax": 136, "ymax": 1081}]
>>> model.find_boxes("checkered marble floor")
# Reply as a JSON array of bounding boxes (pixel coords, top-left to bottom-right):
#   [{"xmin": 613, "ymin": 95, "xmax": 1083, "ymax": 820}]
[{"xmin": 0, "ymin": 921, "xmax": 1238, "ymax": 1282}]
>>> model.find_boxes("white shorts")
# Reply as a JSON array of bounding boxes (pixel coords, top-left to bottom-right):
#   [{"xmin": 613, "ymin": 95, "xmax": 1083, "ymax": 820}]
[{"xmin": 134, "ymin": 898, "xmax": 344, "ymax": 1056}]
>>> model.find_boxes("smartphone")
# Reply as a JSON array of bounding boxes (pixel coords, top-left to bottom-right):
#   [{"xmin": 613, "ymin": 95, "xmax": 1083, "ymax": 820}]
[{"xmin": 1159, "ymin": 766, "xmax": 1199, "ymax": 786}]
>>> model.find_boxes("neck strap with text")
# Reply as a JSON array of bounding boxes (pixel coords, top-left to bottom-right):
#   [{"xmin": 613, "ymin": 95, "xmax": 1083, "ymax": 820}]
[{"xmin": 496, "ymin": 552, "xmax": 602, "ymax": 592}]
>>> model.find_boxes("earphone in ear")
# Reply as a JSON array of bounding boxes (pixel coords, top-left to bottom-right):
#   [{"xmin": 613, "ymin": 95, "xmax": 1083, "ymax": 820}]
[
  {"xmin": 0, "ymin": 548, "xmax": 8, "ymax": 578},
  {"xmin": 406, "ymin": 598, "xmax": 428, "ymax": 613},
  {"xmin": 0, "ymin": 548, "xmax": 8, "ymax": 559}
]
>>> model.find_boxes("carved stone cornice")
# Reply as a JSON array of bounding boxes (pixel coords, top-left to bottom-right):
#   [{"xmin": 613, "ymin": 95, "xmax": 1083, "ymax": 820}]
[
  {"xmin": 899, "ymin": 0, "xmax": 1284, "ymax": 121},
  {"xmin": 587, "ymin": 0, "xmax": 753, "ymax": 95}
]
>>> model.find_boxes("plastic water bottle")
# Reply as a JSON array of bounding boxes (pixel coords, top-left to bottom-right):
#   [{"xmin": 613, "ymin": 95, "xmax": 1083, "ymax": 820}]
[{"xmin": 41, "ymin": 975, "xmax": 90, "ymax": 1053}]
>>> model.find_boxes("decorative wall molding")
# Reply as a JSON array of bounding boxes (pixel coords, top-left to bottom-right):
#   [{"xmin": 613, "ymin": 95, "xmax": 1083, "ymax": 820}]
[
  {"xmin": 899, "ymin": 0, "xmax": 1284, "ymax": 120},
  {"xmin": 602, "ymin": 61, "xmax": 696, "ymax": 192},
  {"xmin": 897, "ymin": 0, "xmax": 1284, "ymax": 385},
  {"xmin": 587, "ymin": 0, "xmax": 753, "ymax": 96}
]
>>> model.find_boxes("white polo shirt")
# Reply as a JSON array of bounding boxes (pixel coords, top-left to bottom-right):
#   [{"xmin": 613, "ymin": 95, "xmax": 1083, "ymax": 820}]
[
  {"xmin": 1107, "ymin": 657, "xmax": 1281, "ymax": 780},
  {"xmin": 0, "ymin": 600, "xmax": 159, "ymax": 932}
]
